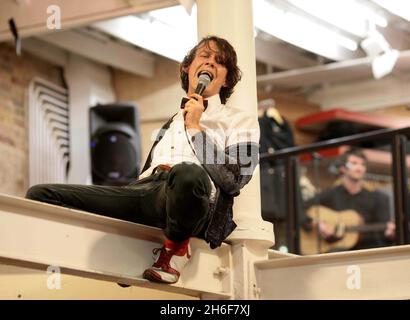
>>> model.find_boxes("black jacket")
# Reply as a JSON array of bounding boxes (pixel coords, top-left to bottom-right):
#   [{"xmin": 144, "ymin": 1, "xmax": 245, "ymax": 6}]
[{"xmin": 141, "ymin": 114, "xmax": 258, "ymax": 248}]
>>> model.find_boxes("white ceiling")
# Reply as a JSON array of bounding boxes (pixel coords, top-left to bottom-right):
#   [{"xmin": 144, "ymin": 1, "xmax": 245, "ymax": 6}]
[
  {"xmin": 14, "ymin": 0, "xmax": 407, "ymax": 93},
  {"xmin": 254, "ymin": 0, "xmax": 410, "ymax": 89},
  {"xmin": 83, "ymin": 0, "xmax": 410, "ymax": 91},
  {"xmin": 4, "ymin": 0, "xmax": 410, "ymax": 109}
]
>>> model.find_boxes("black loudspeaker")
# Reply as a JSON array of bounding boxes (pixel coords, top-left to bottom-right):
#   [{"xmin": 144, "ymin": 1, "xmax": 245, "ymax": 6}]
[{"xmin": 89, "ymin": 103, "xmax": 141, "ymax": 186}]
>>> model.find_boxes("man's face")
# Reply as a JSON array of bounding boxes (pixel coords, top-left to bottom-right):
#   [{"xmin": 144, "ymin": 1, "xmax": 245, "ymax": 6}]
[
  {"xmin": 186, "ymin": 41, "xmax": 228, "ymax": 98},
  {"xmin": 342, "ymin": 154, "xmax": 367, "ymax": 181}
]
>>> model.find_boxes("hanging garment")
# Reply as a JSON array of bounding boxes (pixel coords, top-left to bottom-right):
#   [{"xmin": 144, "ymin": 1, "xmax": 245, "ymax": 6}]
[{"xmin": 259, "ymin": 110, "xmax": 295, "ymax": 222}]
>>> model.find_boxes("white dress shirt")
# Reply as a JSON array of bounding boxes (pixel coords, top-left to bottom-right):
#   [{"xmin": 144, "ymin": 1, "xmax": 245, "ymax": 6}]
[{"xmin": 139, "ymin": 94, "xmax": 260, "ymax": 202}]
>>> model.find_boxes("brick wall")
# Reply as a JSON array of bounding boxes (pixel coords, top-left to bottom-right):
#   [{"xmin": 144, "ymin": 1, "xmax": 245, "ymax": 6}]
[{"xmin": 0, "ymin": 42, "xmax": 64, "ymax": 196}]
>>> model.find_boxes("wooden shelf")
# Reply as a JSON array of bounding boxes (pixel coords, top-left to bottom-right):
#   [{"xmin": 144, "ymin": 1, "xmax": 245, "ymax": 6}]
[
  {"xmin": 294, "ymin": 109, "xmax": 410, "ymax": 170},
  {"xmin": 296, "ymin": 108, "xmax": 410, "ymax": 132}
]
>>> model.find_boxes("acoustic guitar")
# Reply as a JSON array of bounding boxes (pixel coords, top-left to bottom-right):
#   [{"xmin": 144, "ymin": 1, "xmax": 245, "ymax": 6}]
[{"xmin": 300, "ymin": 205, "xmax": 387, "ymax": 255}]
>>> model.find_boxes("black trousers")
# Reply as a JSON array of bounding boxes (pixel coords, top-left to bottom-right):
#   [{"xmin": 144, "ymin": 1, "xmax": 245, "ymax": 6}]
[{"xmin": 26, "ymin": 163, "xmax": 212, "ymax": 242}]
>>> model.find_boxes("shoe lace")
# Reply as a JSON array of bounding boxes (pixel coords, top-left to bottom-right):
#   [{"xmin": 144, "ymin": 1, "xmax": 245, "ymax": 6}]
[
  {"xmin": 152, "ymin": 247, "xmax": 162, "ymax": 257},
  {"xmin": 152, "ymin": 246, "xmax": 175, "ymax": 267}
]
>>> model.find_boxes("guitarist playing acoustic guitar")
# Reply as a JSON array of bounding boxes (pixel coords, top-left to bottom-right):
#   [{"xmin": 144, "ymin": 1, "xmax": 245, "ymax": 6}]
[{"xmin": 301, "ymin": 148, "xmax": 395, "ymax": 254}]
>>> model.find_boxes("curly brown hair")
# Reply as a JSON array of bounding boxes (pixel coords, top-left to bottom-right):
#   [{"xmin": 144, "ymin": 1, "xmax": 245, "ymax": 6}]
[{"xmin": 179, "ymin": 36, "xmax": 242, "ymax": 104}]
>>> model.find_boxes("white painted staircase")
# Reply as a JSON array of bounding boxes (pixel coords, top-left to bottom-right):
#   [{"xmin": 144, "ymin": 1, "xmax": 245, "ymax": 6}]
[
  {"xmin": 0, "ymin": 193, "xmax": 231, "ymax": 299},
  {"xmin": 259, "ymin": 246, "xmax": 410, "ymax": 299},
  {"xmin": 1, "ymin": 193, "xmax": 409, "ymax": 299}
]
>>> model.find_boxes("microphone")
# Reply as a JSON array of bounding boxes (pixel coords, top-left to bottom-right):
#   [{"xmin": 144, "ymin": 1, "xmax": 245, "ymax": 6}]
[
  {"xmin": 344, "ymin": 162, "xmax": 353, "ymax": 170},
  {"xmin": 195, "ymin": 71, "xmax": 213, "ymax": 95}
]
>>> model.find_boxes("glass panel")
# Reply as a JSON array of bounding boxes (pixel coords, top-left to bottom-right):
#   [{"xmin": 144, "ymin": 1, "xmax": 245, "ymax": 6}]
[{"xmin": 297, "ymin": 144, "xmax": 396, "ymax": 255}]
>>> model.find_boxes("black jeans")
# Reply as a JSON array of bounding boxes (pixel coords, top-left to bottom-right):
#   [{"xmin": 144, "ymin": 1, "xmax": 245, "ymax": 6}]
[{"xmin": 26, "ymin": 162, "xmax": 212, "ymax": 241}]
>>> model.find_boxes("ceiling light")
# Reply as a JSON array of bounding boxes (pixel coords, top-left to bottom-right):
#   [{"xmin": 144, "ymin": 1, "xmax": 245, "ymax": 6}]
[
  {"xmin": 371, "ymin": 49, "xmax": 399, "ymax": 79},
  {"xmin": 93, "ymin": 5, "xmax": 197, "ymax": 62},
  {"xmin": 360, "ymin": 31, "xmax": 391, "ymax": 57},
  {"xmin": 360, "ymin": 30, "xmax": 398, "ymax": 79}
]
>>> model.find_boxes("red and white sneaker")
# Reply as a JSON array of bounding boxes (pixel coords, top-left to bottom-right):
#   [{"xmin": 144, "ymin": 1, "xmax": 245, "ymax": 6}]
[{"xmin": 143, "ymin": 239, "xmax": 191, "ymax": 284}]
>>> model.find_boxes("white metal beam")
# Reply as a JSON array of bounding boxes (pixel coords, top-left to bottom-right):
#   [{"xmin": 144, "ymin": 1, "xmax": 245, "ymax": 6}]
[
  {"xmin": 22, "ymin": 37, "xmax": 68, "ymax": 67},
  {"xmin": 39, "ymin": 29, "xmax": 155, "ymax": 78},
  {"xmin": 0, "ymin": 193, "xmax": 232, "ymax": 299},
  {"xmin": 257, "ymin": 49, "xmax": 410, "ymax": 88},
  {"xmin": 255, "ymin": 37, "xmax": 318, "ymax": 70},
  {"xmin": 308, "ymin": 74, "xmax": 410, "ymax": 112},
  {"xmin": 0, "ymin": 0, "xmax": 179, "ymax": 42}
]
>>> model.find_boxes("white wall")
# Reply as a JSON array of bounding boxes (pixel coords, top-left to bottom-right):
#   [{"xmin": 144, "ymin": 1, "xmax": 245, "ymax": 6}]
[
  {"xmin": 65, "ymin": 54, "xmax": 116, "ymax": 184},
  {"xmin": 112, "ymin": 58, "xmax": 184, "ymax": 163}
]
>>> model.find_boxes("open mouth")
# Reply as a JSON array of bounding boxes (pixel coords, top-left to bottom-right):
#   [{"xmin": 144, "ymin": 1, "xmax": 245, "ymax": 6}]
[{"xmin": 197, "ymin": 69, "xmax": 215, "ymax": 81}]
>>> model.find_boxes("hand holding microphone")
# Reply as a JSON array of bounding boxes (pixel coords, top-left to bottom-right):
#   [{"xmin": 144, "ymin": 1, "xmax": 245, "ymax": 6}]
[
  {"xmin": 183, "ymin": 71, "xmax": 213, "ymax": 130},
  {"xmin": 184, "ymin": 93, "xmax": 205, "ymax": 130}
]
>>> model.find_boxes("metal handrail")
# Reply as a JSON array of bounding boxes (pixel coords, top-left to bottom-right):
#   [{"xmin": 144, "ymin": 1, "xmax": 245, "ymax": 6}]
[{"xmin": 260, "ymin": 126, "xmax": 410, "ymax": 253}]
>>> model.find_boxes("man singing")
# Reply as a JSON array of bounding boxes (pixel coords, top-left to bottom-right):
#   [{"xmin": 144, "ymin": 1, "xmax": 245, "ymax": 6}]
[{"xmin": 26, "ymin": 36, "xmax": 260, "ymax": 284}]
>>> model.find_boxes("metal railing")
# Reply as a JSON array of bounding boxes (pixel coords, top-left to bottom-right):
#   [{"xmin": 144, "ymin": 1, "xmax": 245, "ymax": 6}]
[{"xmin": 260, "ymin": 126, "xmax": 410, "ymax": 254}]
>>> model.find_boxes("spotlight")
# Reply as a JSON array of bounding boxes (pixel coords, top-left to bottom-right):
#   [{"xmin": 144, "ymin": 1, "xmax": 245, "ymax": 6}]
[{"xmin": 360, "ymin": 31, "xmax": 398, "ymax": 79}]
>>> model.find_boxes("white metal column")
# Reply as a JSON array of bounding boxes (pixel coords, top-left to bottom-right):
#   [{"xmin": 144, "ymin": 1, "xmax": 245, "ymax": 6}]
[{"xmin": 197, "ymin": 0, "xmax": 275, "ymax": 299}]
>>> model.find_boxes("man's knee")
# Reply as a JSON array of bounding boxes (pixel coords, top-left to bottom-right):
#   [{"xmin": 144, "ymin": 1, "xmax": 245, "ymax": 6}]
[
  {"xmin": 169, "ymin": 163, "xmax": 210, "ymax": 191},
  {"xmin": 26, "ymin": 184, "xmax": 53, "ymax": 201}
]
